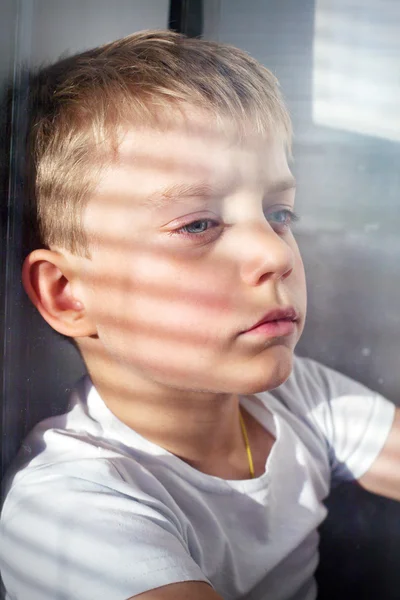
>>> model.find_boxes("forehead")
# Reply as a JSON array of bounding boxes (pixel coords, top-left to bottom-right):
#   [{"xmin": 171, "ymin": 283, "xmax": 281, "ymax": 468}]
[{"xmin": 96, "ymin": 112, "xmax": 292, "ymax": 201}]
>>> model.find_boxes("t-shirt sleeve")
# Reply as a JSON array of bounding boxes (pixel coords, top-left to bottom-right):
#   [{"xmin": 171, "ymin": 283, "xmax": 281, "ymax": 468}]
[
  {"xmin": 0, "ymin": 459, "xmax": 208, "ymax": 600},
  {"xmin": 275, "ymin": 357, "xmax": 396, "ymax": 484}
]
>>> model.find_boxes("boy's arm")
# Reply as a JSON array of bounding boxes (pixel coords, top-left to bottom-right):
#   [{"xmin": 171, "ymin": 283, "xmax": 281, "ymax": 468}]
[
  {"xmin": 129, "ymin": 582, "xmax": 223, "ymax": 600},
  {"xmin": 358, "ymin": 406, "xmax": 400, "ymax": 501}
]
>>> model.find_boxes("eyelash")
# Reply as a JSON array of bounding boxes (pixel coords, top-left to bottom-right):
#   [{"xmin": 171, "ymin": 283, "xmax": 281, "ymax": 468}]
[{"xmin": 173, "ymin": 209, "xmax": 299, "ymax": 239}]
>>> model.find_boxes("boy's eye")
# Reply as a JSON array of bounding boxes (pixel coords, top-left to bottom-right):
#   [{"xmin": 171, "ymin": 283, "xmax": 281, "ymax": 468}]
[
  {"xmin": 266, "ymin": 209, "xmax": 299, "ymax": 233},
  {"xmin": 165, "ymin": 216, "xmax": 222, "ymax": 246},
  {"xmin": 179, "ymin": 219, "xmax": 218, "ymax": 235}
]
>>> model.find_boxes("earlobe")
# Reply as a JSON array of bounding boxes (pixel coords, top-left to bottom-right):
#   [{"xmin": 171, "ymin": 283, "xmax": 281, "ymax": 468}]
[{"xmin": 22, "ymin": 249, "xmax": 96, "ymax": 338}]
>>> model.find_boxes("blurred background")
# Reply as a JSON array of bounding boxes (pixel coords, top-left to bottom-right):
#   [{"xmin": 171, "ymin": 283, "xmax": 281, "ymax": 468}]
[{"xmin": 1, "ymin": 1, "xmax": 400, "ymax": 598}]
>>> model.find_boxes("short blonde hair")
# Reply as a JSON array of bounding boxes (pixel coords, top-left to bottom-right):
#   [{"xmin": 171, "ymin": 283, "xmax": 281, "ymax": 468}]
[{"xmin": 27, "ymin": 29, "xmax": 292, "ymax": 255}]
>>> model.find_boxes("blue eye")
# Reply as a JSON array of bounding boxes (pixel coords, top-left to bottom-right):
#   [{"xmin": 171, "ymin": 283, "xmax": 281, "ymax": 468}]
[
  {"xmin": 180, "ymin": 219, "xmax": 216, "ymax": 234},
  {"xmin": 168, "ymin": 217, "xmax": 222, "ymax": 245},
  {"xmin": 267, "ymin": 209, "xmax": 299, "ymax": 232}
]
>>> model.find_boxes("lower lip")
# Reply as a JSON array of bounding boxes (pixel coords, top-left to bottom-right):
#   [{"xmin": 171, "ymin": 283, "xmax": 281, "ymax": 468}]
[{"xmin": 244, "ymin": 319, "xmax": 296, "ymax": 338}]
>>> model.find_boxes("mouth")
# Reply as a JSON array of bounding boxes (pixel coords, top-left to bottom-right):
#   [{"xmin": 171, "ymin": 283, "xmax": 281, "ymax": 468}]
[{"xmin": 241, "ymin": 307, "xmax": 299, "ymax": 338}]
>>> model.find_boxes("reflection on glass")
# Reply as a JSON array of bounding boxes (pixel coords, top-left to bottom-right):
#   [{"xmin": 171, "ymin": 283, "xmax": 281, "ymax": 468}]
[{"xmin": 313, "ymin": 0, "xmax": 400, "ymax": 141}]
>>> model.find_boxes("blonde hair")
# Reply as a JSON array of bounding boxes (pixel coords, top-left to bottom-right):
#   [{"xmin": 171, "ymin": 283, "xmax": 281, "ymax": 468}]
[{"xmin": 27, "ymin": 29, "xmax": 292, "ymax": 255}]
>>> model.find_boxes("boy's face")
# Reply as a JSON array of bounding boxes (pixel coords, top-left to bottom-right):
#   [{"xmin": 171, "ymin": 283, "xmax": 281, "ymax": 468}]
[{"xmin": 77, "ymin": 112, "xmax": 307, "ymax": 394}]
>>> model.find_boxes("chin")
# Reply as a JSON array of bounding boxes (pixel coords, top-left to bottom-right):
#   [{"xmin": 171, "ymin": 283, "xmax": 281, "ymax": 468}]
[{"xmin": 234, "ymin": 345, "xmax": 295, "ymax": 395}]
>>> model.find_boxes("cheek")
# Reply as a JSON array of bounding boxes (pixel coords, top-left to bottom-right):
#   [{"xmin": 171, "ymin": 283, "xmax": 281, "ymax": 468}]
[
  {"xmin": 90, "ymin": 252, "xmax": 241, "ymax": 387},
  {"xmin": 88, "ymin": 247, "xmax": 237, "ymax": 349}
]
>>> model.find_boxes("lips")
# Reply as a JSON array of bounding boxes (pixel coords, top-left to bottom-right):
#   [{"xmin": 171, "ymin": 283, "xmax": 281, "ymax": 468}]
[{"xmin": 242, "ymin": 307, "xmax": 298, "ymax": 337}]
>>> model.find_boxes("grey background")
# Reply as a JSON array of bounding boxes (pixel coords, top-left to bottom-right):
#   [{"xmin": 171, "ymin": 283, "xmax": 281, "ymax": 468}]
[{"xmin": 27, "ymin": 0, "xmax": 170, "ymax": 65}]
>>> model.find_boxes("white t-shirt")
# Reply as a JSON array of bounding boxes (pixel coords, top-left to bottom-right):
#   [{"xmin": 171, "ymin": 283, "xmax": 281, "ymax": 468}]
[{"xmin": 0, "ymin": 357, "xmax": 395, "ymax": 600}]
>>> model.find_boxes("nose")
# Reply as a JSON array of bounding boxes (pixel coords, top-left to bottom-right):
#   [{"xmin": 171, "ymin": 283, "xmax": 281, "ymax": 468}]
[{"xmin": 238, "ymin": 221, "xmax": 294, "ymax": 286}]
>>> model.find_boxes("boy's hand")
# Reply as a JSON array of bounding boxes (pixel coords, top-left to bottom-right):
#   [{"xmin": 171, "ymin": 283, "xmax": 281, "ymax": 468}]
[
  {"xmin": 129, "ymin": 582, "xmax": 223, "ymax": 600},
  {"xmin": 358, "ymin": 406, "xmax": 400, "ymax": 501}
]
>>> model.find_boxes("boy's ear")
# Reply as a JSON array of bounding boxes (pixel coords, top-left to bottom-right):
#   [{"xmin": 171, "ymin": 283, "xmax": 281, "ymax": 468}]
[{"xmin": 22, "ymin": 249, "xmax": 96, "ymax": 338}]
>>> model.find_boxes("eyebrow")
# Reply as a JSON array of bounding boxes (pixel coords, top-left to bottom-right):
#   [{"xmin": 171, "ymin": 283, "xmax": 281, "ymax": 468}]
[
  {"xmin": 142, "ymin": 177, "xmax": 296, "ymax": 209},
  {"xmin": 142, "ymin": 182, "xmax": 224, "ymax": 208},
  {"xmin": 267, "ymin": 177, "xmax": 297, "ymax": 193}
]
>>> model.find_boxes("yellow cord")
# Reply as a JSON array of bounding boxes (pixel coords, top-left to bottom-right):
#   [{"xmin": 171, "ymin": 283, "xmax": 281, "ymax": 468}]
[{"xmin": 239, "ymin": 409, "xmax": 255, "ymax": 479}]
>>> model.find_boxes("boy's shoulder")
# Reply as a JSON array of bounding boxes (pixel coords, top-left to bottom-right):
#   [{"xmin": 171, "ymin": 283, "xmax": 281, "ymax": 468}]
[
  {"xmin": 6, "ymin": 356, "xmax": 382, "ymax": 478},
  {"xmin": 2, "ymin": 357, "xmax": 331, "ymax": 509},
  {"xmin": 269, "ymin": 354, "xmax": 383, "ymax": 415},
  {"xmin": 4, "ymin": 356, "xmax": 393, "ymax": 500},
  {"xmin": 8, "ymin": 357, "xmax": 327, "ymax": 473}
]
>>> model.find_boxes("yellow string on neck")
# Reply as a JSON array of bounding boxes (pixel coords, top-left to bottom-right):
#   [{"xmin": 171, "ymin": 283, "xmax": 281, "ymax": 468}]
[{"xmin": 239, "ymin": 409, "xmax": 255, "ymax": 479}]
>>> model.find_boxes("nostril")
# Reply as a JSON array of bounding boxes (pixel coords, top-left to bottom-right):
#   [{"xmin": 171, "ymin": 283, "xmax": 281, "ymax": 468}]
[{"xmin": 239, "ymin": 239, "xmax": 295, "ymax": 286}]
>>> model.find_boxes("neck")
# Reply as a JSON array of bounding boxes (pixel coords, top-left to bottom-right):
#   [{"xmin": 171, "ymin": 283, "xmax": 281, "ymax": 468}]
[{"xmin": 84, "ymin": 347, "xmax": 252, "ymax": 479}]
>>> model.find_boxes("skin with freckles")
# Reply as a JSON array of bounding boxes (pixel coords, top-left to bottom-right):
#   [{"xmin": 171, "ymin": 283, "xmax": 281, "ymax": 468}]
[{"xmin": 24, "ymin": 112, "xmax": 307, "ymax": 479}]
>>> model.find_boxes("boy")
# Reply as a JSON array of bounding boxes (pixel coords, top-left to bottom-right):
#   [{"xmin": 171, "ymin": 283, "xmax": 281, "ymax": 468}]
[{"xmin": 0, "ymin": 30, "xmax": 399, "ymax": 600}]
